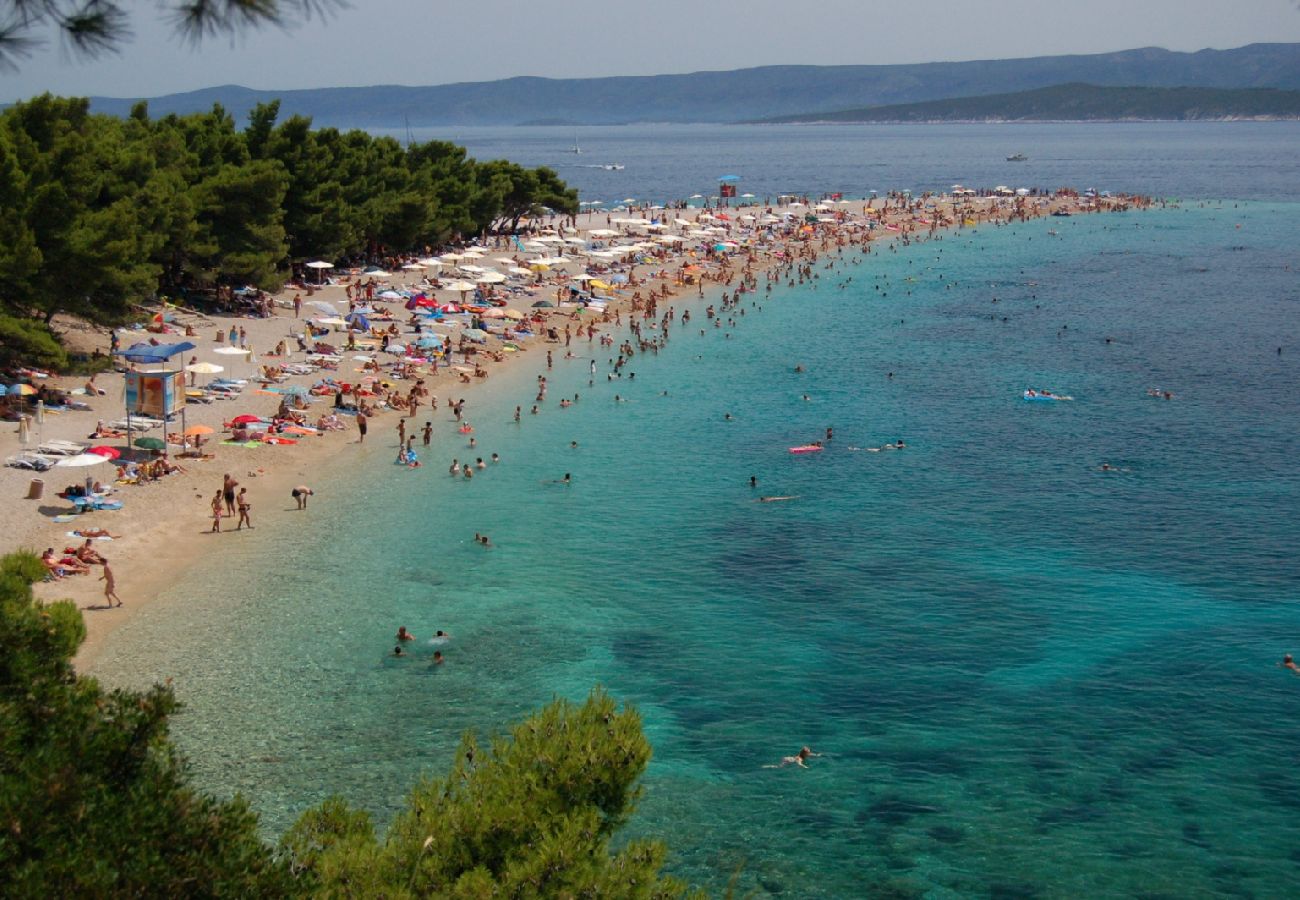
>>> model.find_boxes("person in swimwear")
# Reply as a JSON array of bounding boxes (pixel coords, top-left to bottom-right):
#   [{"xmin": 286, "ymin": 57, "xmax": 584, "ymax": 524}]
[
  {"xmin": 771, "ymin": 746, "xmax": 820, "ymax": 768},
  {"xmin": 396, "ymin": 626, "xmax": 415, "ymax": 642},
  {"xmin": 1282, "ymin": 654, "xmax": 1300, "ymax": 675}
]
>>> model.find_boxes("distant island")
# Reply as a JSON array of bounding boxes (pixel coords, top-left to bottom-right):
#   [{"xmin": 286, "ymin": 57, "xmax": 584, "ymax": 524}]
[
  {"xmin": 754, "ymin": 84, "xmax": 1300, "ymax": 123},
  {"xmin": 80, "ymin": 43, "xmax": 1300, "ymax": 127}
]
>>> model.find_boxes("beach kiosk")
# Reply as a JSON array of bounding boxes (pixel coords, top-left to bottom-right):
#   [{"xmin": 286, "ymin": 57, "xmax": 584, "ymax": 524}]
[
  {"xmin": 116, "ymin": 341, "xmax": 195, "ymax": 455},
  {"xmin": 718, "ymin": 174, "xmax": 740, "ymax": 206}
]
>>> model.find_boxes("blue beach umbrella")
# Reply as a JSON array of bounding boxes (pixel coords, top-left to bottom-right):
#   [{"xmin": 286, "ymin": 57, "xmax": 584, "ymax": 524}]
[
  {"xmin": 345, "ymin": 312, "xmax": 371, "ymax": 331},
  {"xmin": 718, "ymin": 174, "xmax": 741, "ymax": 182}
]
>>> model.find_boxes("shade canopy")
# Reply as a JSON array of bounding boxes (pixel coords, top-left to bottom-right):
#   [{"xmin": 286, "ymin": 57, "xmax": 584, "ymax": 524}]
[
  {"xmin": 185, "ymin": 362, "xmax": 224, "ymax": 374},
  {"xmin": 118, "ymin": 341, "xmax": 196, "ymax": 363}
]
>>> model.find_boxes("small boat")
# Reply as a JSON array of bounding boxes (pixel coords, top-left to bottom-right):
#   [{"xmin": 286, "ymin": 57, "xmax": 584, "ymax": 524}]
[
  {"xmin": 789, "ymin": 444, "xmax": 824, "ymax": 454},
  {"xmin": 602, "ymin": 164, "xmax": 624, "ymax": 171},
  {"xmin": 1006, "ymin": 153, "xmax": 1028, "ymax": 162},
  {"xmin": 1023, "ymin": 389, "xmax": 1073, "ymax": 402},
  {"xmin": 1047, "ymin": 229, "xmax": 1058, "ymax": 236}
]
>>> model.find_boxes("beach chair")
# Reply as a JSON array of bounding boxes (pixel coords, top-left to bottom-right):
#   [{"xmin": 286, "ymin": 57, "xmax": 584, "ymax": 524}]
[
  {"xmin": 6, "ymin": 453, "xmax": 57, "ymax": 471},
  {"xmin": 37, "ymin": 440, "xmax": 87, "ymax": 456}
]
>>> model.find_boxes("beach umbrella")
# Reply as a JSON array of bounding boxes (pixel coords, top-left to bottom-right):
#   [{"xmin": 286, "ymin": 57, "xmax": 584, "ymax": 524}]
[
  {"xmin": 508, "ymin": 267, "xmax": 534, "ymax": 276},
  {"xmin": 503, "ymin": 309, "xmax": 525, "ymax": 320},
  {"xmin": 476, "ymin": 272, "xmax": 507, "ymax": 284},
  {"xmin": 307, "ymin": 299, "xmax": 338, "ymax": 315},
  {"xmin": 531, "ymin": 300, "xmax": 554, "ymax": 308},
  {"xmin": 186, "ymin": 361, "xmax": 224, "ymax": 374},
  {"xmin": 213, "ymin": 346, "xmax": 251, "ymax": 356},
  {"xmin": 230, "ymin": 414, "xmax": 262, "ymax": 425},
  {"xmin": 305, "ymin": 260, "xmax": 333, "ymax": 284},
  {"xmin": 183, "ymin": 425, "xmax": 214, "ymax": 436},
  {"xmin": 718, "ymin": 174, "xmax": 741, "ymax": 182},
  {"xmin": 8, "ymin": 383, "xmax": 36, "ymax": 396},
  {"xmin": 401, "ymin": 263, "xmax": 426, "ymax": 271},
  {"xmin": 86, "ymin": 446, "xmax": 121, "ymax": 459},
  {"xmin": 315, "ymin": 316, "xmax": 348, "ymax": 326},
  {"xmin": 133, "ymin": 437, "xmax": 166, "ymax": 451},
  {"xmin": 377, "ymin": 290, "xmax": 403, "ymax": 299},
  {"xmin": 344, "ymin": 312, "xmax": 371, "ymax": 331},
  {"xmin": 55, "ymin": 453, "xmax": 112, "ymax": 467},
  {"xmin": 461, "ymin": 328, "xmax": 488, "ymax": 343}
]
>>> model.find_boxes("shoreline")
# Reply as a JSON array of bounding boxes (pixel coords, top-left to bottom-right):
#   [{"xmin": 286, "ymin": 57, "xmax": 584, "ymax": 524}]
[{"xmin": 0, "ymin": 191, "xmax": 1141, "ymax": 671}]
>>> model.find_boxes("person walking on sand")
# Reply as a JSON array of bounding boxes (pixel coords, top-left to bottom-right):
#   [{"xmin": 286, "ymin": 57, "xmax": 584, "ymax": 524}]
[
  {"xmin": 100, "ymin": 559, "xmax": 122, "ymax": 607},
  {"xmin": 236, "ymin": 488, "xmax": 253, "ymax": 530},
  {"xmin": 357, "ymin": 411, "xmax": 368, "ymax": 443},
  {"xmin": 222, "ymin": 473, "xmax": 238, "ymax": 517},
  {"xmin": 211, "ymin": 490, "xmax": 224, "ymax": 532}
]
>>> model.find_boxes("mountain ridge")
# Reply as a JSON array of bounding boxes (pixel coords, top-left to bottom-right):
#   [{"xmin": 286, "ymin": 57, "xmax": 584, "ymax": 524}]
[
  {"xmin": 755, "ymin": 83, "xmax": 1300, "ymax": 123},
  {"xmin": 79, "ymin": 43, "xmax": 1300, "ymax": 127}
]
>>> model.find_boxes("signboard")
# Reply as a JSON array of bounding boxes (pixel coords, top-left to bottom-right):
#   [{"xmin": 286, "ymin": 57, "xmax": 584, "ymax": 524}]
[
  {"xmin": 125, "ymin": 370, "xmax": 184, "ymax": 417},
  {"xmin": 719, "ymin": 183, "xmax": 737, "ymax": 198}
]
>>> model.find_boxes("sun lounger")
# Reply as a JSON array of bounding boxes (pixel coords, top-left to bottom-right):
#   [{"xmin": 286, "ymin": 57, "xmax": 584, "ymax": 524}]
[
  {"xmin": 37, "ymin": 440, "xmax": 88, "ymax": 456},
  {"xmin": 107, "ymin": 417, "xmax": 165, "ymax": 431},
  {"xmin": 6, "ymin": 453, "xmax": 57, "ymax": 471}
]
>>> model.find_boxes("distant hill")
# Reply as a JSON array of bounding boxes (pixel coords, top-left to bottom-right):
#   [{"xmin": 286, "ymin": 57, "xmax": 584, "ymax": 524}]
[
  {"xmin": 80, "ymin": 43, "xmax": 1300, "ymax": 127},
  {"xmin": 757, "ymin": 84, "xmax": 1300, "ymax": 123}
]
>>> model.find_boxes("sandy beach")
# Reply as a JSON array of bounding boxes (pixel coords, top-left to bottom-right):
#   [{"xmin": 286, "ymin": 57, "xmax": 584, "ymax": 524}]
[{"xmin": 0, "ymin": 190, "xmax": 1139, "ymax": 668}]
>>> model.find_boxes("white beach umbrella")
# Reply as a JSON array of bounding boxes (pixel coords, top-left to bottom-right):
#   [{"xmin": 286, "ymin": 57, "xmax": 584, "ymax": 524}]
[
  {"xmin": 56, "ymin": 453, "xmax": 111, "ymax": 468},
  {"xmin": 402, "ymin": 263, "xmax": 426, "ymax": 270},
  {"xmin": 476, "ymin": 272, "xmax": 507, "ymax": 284},
  {"xmin": 459, "ymin": 264, "xmax": 486, "ymax": 274},
  {"xmin": 186, "ymin": 361, "xmax": 224, "ymax": 374},
  {"xmin": 443, "ymin": 281, "xmax": 477, "ymax": 292},
  {"xmin": 508, "ymin": 267, "xmax": 535, "ymax": 276}
]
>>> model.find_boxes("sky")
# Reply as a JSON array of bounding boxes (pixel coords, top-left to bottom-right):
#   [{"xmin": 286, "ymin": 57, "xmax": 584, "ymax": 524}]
[{"xmin": 3, "ymin": 0, "xmax": 1300, "ymax": 102}]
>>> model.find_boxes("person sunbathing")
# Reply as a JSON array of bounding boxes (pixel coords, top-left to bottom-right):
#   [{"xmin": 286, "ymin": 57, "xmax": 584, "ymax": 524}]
[
  {"xmin": 42, "ymin": 548, "xmax": 88, "ymax": 576},
  {"xmin": 75, "ymin": 540, "xmax": 105, "ymax": 565},
  {"xmin": 75, "ymin": 528, "xmax": 121, "ymax": 539}
]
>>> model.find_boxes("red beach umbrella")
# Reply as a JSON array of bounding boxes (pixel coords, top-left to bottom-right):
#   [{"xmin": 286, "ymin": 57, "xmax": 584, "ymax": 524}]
[
  {"xmin": 230, "ymin": 414, "xmax": 262, "ymax": 425},
  {"xmin": 86, "ymin": 446, "xmax": 121, "ymax": 459}
]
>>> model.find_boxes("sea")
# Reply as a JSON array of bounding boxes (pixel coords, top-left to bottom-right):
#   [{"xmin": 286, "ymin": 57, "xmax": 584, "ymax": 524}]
[{"xmin": 89, "ymin": 123, "xmax": 1300, "ymax": 897}]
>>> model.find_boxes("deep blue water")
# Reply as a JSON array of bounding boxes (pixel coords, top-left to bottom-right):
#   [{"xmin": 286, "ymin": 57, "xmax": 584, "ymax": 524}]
[
  {"xmin": 392, "ymin": 121, "xmax": 1300, "ymax": 205},
  {"xmin": 90, "ymin": 126, "xmax": 1300, "ymax": 896}
]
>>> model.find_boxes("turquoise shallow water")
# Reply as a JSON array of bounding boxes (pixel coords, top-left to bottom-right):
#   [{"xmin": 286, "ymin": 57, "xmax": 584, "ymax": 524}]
[{"xmin": 92, "ymin": 202, "xmax": 1300, "ymax": 896}]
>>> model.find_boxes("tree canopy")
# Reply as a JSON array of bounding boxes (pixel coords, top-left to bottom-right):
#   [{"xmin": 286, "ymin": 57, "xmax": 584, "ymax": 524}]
[
  {"xmin": 0, "ymin": 95, "xmax": 578, "ymax": 333},
  {"xmin": 0, "ymin": 1, "xmax": 344, "ymax": 67},
  {"xmin": 0, "ymin": 551, "xmax": 692, "ymax": 897}
]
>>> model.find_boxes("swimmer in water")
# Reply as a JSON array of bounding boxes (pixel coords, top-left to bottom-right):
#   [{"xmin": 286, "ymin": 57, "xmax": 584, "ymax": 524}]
[
  {"xmin": 750, "ymin": 476, "xmax": 758, "ymax": 488},
  {"xmin": 1282, "ymin": 654, "xmax": 1300, "ymax": 675},
  {"xmin": 758, "ymin": 496, "xmax": 798, "ymax": 503},
  {"xmin": 765, "ymin": 746, "xmax": 821, "ymax": 768},
  {"xmin": 393, "ymin": 645, "xmax": 405, "ymax": 657},
  {"xmin": 396, "ymin": 626, "xmax": 415, "ymax": 642},
  {"xmin": 433, "ymin": 651, "xmax": 445, "ymax": 665}
]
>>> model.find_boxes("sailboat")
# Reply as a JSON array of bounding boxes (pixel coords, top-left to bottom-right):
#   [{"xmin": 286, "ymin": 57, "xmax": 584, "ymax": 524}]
[{"xmin": 571, "ymin": 132, "xmax": 581, "ymax": 154}]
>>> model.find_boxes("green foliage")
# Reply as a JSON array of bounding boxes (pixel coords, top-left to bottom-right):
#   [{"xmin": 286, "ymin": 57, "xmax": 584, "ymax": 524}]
[
  {"xmin": 0, "ymin": 314, "xmax": 69, "ymax": 370},
  {"xmin": 0, "ymin": 550, "xmax": 696, "ymax": 897},
  {"xmin": 281, "ymin": 689, "xmax": 697, "ymax": 898},
  {"xmin": 0, "ymin": 1, "xmax": 345, "ymax": 67},
  {"xmin": 0, "ymin": 551, "xmax": 296, "ymax": 897},
  {"xmin": 0, "ymin": 95, "xmax": 577, "ymax": 362}
]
